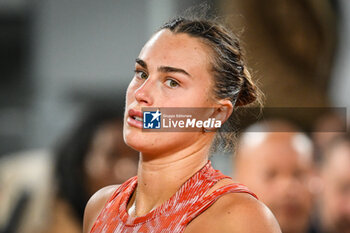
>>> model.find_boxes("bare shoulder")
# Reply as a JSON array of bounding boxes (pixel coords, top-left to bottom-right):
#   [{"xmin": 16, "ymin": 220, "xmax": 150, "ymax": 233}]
[
  {"xmin": 83, "ymin": 185, "xmax": 120, "ymax": 233},
  {"xmin": 217, "ymin": 193, "xmax": 282, "ymax": 233},
  {"xmin": 186, "ymin": 193, "xmax": 281, "ymax": 233}
]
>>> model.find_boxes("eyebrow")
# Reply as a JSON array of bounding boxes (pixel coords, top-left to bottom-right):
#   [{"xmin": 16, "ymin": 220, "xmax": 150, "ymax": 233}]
[
  {"xmin": 135, "ymin": 58, "xmax": 147, "ymax": 69},
  {"xmin": 158, "ymin": 66, "xmax": 191, "ymax": 77},
  {"xmin": 135, "ymin": 58, "xmax": 191, "ymax": 77}
]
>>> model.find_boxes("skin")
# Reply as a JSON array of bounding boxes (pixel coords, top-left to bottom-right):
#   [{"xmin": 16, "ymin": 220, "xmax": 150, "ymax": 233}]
[
  {"xmin": 83, "ymin": 29, "xmax": 281, "ymax": 233},
  {"xmin": 235, "ymin": 132, "xmax": 314, "ymax": 233},
  {"xmin": 319, "ymin": 141, "xmax": 350, "ymax": 233}
]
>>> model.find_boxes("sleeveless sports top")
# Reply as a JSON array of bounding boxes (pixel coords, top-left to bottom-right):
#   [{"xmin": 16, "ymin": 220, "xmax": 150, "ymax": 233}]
[{"xmin": 90, "ymin": 160, "xmax": 257, "ymax": 233}]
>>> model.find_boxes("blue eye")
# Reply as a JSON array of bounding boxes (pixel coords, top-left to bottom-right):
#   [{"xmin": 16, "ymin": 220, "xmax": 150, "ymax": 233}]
[{"xmin": 165, "ymin": 79, "xmax": 179, "ymax": 88}]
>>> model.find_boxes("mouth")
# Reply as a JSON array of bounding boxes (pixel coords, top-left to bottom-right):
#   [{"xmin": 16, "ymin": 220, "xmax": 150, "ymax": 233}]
[
  {"xmin": 132, "ymin": 116, "xmax": 143, "ymax": 122},
  {"xmin": 127, "ymin": 109, "xmax": 143, "ymax": 128}
]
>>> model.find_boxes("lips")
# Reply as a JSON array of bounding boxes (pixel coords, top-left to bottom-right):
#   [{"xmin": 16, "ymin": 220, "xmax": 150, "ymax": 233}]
[
  {"xmin": 129, "ymin": 109, "xmax": 142, "ymax": 120},
  {"xmin": 127, "ymin": 109, "xmax": 143, "ymax": 128}
]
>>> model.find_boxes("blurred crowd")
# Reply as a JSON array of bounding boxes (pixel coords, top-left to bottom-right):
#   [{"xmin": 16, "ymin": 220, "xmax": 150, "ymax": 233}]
[
  {"xmin": 0, "ymin": 105, "xmax": 349, "ymax": 233},
  {"xmin": 233, "ymin": 115, "xmax": 350, "ymax": 233},
  {"xmin": 0, "ymin": 104, "xmax": 139, "ymax": 233}
]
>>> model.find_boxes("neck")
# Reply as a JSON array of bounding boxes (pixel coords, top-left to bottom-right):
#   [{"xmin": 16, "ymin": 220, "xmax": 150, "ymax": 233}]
[{"xmin": 128, "ymin": 139, "xmax": 211, "ymax": 217}]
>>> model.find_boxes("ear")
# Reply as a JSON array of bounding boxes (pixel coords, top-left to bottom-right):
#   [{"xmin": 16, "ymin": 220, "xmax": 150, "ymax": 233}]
[{"xmin": 209, "ymin": 99, "xmax": 233, "ymax": 127}]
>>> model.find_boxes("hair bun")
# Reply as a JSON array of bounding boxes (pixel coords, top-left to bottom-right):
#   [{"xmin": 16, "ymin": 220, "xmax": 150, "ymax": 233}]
[{"xmin": 235, "ymin": 68, "xmax": 259, "ymax": 107}]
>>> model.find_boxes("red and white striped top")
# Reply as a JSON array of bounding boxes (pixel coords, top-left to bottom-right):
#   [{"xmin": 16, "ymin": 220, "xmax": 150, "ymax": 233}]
[{"xmin": 90, "ymin": 160, "xmax": 257, "ymax": 233}]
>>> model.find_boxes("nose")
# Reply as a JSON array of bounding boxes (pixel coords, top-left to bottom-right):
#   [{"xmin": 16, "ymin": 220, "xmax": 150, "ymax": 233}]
[
  {"xmin": 279, "ymin": 176, "xmax": 305, "ymax": 198},
  {"xmin": 134, "ymin": 78, "xmax": 154, "ymax": 106}
]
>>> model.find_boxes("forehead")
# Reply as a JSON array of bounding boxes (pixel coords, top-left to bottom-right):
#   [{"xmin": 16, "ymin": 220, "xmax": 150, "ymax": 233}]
[
  {"xmin": 138, "ymin": 29, "xmax": 212, "ymax": 72},
  {"xmin": 240, "ymin": 133, "xmax": 313, "ymax": 168}
]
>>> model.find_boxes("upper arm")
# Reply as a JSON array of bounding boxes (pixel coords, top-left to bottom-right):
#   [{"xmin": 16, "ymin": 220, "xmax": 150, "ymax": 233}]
[
  {"xmin": 217, "ymin": 194, "xmax": 281, "ymax": 233},
  {"xmin": 83, "ymin": 185, "xmax": 119, "ymax": 233}
]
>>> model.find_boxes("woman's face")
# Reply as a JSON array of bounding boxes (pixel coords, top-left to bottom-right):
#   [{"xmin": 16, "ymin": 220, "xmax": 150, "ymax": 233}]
[{"xmin": 124, "ymin": 29, "xmax": 218, "ymax": 155}]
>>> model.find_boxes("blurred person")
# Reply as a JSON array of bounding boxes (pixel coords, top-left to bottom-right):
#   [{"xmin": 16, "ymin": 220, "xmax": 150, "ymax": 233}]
[
  {"xmin": 317, "ymin": 134, "xmax": 350, "ymax": 233},
  {"xmin": 83, "ymin": 13, "xmax": 281, "ymax": 233},
  {"xmin": 234, "ymin": 120, "xmax": 316, "ymax": 233},
  {"xmin": 0, "ymin": 149, "xmax": 52, "ymax": 233},
  {"xmin": 312, "ymin": 111, "xmax": 347, "ymax": 162},
  {"xmin": 50, "ymin": 103, "xmax": 139, "ymax": 233},
  {"xmin": 0, "ymin": 104, "xmax": 138, "ymax": 233}
]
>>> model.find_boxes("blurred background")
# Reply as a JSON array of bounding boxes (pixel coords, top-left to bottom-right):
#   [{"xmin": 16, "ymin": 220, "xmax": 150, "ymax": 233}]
[
  {"xmin": 0, "ymin": 0, "xmax": 349, "ymax": 233},
  {"xmin": 0, "ymin": 0, "xmax": 348, "ymax": 155}
]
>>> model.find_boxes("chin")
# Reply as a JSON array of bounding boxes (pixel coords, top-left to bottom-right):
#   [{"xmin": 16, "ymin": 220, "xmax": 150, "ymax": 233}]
[
  {"xmin": 123, "ymin": 127, "xmax": 158, "ymax": 154},
  {"xmin": 123, "ymin": 121, "xmax": 203, "ymax": 156},
  {"xmin": 124, "ymin": 127, "xmax": 142, "ymax": 150}
]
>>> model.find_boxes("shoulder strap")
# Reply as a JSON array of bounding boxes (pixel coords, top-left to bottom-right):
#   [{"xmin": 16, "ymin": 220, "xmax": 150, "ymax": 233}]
[
  {"xmin": 184, "ymin": 183, "xmax": 257, "ymax": 225},
  {"xmin": 90, "ymin": 176, "xmax": 137, "ymax": 232},
  {"xmin": 110, "ymin": 176, "xmax": 137, "ymax": 201}
]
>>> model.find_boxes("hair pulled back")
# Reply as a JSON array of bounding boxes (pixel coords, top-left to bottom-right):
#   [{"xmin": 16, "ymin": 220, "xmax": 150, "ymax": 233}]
[{"xmin": 161, "ymin": 14, "xmax": 263, "ymax": 152}]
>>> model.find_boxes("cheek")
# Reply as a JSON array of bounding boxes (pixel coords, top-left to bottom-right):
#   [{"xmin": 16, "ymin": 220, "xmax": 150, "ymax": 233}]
[
  {"xmin": 192, "ymin": 83, "xmax": 214, "ymax": 104},
  {"xmin": 126, "ymin": 80, "xmax": 137, "ymax": 102},
  {"xmin": 174, "ymin": 87, "xmax": 214, "ymax": 107}
]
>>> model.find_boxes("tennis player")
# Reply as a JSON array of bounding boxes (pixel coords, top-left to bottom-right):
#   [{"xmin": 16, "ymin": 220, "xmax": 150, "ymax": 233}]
[{"xmin": 83, "ymin": 16, "xmax": 281, "ymax": 233}]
